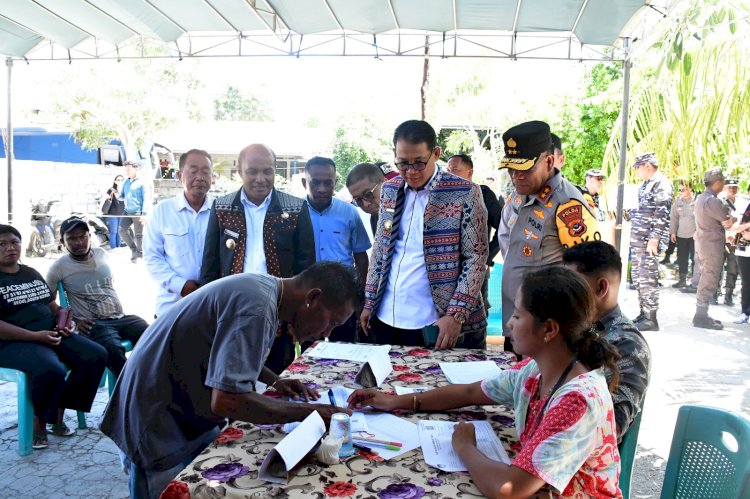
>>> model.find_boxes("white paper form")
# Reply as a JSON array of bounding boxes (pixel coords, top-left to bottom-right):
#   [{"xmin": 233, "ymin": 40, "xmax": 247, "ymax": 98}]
[
  {"xmin": 259, "ymin": 411, "xmax": 326, "ymax": 484},
  {"xmin": 356, "ymin": 412, "xmax": 421, "ymax": 460},
  {"xmin": 306, "ymin": 342, "xmax": 391, "ymax": 362},
  {"xmin": 354, "ymin": 348, "xmax": 392, "ymax": 388},
  {"xmin": 285, "ymin": 386, "xmax": 368, "ymax": 434},
  {"xmin": 394, "ymin": 386, "xmax": 430, "ymax": 395},
  {"xmin": 439, "ymin": 361, "xmax": 501, "ymax": 384},
  {"xmin": 417, "ymin": 420, "xmax": 510, "ymax": 472}
]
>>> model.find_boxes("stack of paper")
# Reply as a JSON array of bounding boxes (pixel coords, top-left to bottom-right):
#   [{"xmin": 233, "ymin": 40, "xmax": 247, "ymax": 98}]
[
  {"xmin": 438, "ymin": 361, "xmax": 501, "ymax": 384},
  {"xmin": 417, "ymin": 420, "xmax": 510, "ymax": 472},
  {"xmin": 357, "ymin": 412, "xmax": 421, "ymax": 460}
]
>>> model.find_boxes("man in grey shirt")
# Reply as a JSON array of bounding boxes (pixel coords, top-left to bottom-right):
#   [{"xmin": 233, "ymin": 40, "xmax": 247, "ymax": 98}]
[
  {"xmin": 669, "ymin": 180, "xmax": 697, "ymax": 289},
  {"xmin": 101, "ymin": 261, "xmax": 358, "ymax": 499}
]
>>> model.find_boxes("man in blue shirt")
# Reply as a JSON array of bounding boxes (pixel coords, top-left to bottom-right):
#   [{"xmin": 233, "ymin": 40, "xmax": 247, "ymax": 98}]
[
  {"xmin": 303, "ymin": 156, "xmax": 370, "ymax": 341},
  {"xmin": 145, "ymin": 149, "xmax": 214, "ymax": 317},
  {"xmin": 119, "ymin": 161, "xmax": 148, "ymax": 263}
]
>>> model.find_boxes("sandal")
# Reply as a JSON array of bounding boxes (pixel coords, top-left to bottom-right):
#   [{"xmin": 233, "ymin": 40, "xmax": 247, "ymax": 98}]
[
  {"xmin": 32, "ymin": 432, "xmax": 49, "ymax": 449},
  {"xmin": 47, "ymin": 423, "xmax": 76, "ymax": 437}
]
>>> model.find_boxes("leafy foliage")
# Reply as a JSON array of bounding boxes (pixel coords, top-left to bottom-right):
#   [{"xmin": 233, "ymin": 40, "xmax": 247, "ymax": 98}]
[
  {"xmin": 213, "ymin": 86, "xmax": 271, "ymax": 121},
  {"xmin": 330, "ymin": 117, "xmax": 392, "ymax": 189}
]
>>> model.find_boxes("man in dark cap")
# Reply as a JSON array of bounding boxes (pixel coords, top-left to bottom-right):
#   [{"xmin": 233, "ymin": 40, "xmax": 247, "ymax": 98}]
[
  {"xmin": 629, "ymin": 152, "xmax": 673, "ymax": 331},
  {"xmin": 693, "ymin": 168, "xmax": 735, "ymax": 329},
  {"xmin": 497, "ymin": 120, "xmax": 601, "ymax": 353}
]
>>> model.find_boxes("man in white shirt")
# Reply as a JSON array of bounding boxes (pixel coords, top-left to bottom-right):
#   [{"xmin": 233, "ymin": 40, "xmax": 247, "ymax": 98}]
[{"xmin": 145, "ymin": 149, "xmax": 214, "ymax": 317}]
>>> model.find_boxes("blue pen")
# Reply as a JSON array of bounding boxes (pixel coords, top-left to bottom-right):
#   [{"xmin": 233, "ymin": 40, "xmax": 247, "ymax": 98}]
[{"xmin": 328, "ymin": 388, "xmax": 337, "ymax": 407}]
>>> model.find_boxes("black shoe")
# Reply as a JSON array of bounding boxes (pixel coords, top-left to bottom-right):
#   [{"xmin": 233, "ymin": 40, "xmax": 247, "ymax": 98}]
[
  {"xmin": 672, "ymin": 279, "xmax": 687, "ymax": 289},
  {"xmin": 725, "ymin": 297, "xmax": 735, "ymax": 307},
  {"xmin": 681, "ymin": 285, "xmax": 698, "ymax": 294},
  {"xmin": 634, "ymin": 311, "xmax": 659, "ymax": 331},
  {"xmin": 629, "ymin": 283, "xmax": 637, "ymax": 290},
  {"xmin": 660, "ymin": 257, "xmax": 671, "ymax": 264},
  {"xmin": 710, "ymin": 296, "xmax": 719, "ymax": 305},
  {"xmin": 692, "ymin": 314, "xmax": 723, "ymax": 330},
  {"xmin": 632, "ymin": 311, "xmax": 645, "ymax": 324}
]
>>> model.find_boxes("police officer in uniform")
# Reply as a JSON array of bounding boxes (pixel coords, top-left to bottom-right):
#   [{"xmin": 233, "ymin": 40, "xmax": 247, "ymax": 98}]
[
  {"xmin": 693, "ymin": 168, "xmax": 735, "ymax": 329},
  {"xmin": 498, "ymin": 121, "xmax": 601, "ymax": 353},
  {"xmin": 578, "ymin": 168, "xmax": 607, "ymax": 221},
  {"xmin": 629, "ymin": 152, "xmax": 672, "ymax": 331}
]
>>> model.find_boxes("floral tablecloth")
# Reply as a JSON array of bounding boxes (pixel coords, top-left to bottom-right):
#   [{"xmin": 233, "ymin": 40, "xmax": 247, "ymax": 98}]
[{"xmin": 164, "ymin": 345, "xmax": 518, "ymax": 499}]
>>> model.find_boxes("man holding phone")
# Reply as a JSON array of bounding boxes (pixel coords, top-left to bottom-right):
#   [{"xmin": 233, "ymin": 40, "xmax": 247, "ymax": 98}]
[{"xmin": 360, "ymin": 120, "xmax": 488, "ymax": 350}]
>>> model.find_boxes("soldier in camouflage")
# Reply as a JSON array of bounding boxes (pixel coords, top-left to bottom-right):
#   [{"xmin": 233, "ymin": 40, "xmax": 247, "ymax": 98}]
[
  {"xmin": 693, "ymin": 168, "xmax": 736, "ymax": 329},
  {"xmin": 629, "ymin": 153, "xmax": 673, "ymax": 331}
]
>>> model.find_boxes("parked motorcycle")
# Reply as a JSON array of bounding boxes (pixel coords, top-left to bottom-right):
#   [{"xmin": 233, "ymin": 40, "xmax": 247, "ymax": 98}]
[{"xmin": 27, "ymin": 199, "xmax": 63, "ymax": 257}]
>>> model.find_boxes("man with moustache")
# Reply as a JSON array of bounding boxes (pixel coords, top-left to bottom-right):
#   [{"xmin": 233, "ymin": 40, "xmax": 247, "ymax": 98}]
[
  {"xmin": 47, "ymin": 217, "xmax": 148, "ymax": 377},
  {"xmin": 145, "ymin": 149, "xmax": 214, "ymax": 317},
  {"xmin": 200, "ymin": 143, "xmax": 315, "ymax": 373},
  {"xmin": 497, "ymin": 121, "xmax": 601, "ymax": 353},
  {"xmin": 361, "ymin": 120, "xmax": 488, "ymax": 350}
]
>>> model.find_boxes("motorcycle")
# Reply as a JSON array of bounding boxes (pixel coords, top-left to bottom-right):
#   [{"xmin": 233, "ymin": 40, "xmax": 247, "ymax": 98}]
[
  {"xmin": 70, "ymin": 212, "xmax": 110, "ymax": 248},
  {"xmin": 27, "ymin": 199, "xmax": 63, "ymax": 257}
]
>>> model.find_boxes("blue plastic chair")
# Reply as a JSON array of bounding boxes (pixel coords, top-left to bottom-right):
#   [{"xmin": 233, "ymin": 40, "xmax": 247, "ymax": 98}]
[
  {"xmin": 618, "ymin": 405, "xmax": 644, "ymax": 499},
  {"xmin": 0, "ymin": 367, "xmax": 87, "ymax": 456},
  {"xmin": 486, "ymin": 263, "xmax": 503, "ymax": 336},
  {"xmin": 660, "ymin": 405, "xmax": 750, "ymax": 499}
]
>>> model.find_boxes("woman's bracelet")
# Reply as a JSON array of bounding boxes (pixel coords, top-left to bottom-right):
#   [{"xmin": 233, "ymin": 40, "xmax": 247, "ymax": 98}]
[{"xmin": 412, "ymin": 395, "xmax": 422, "ymax": 412}]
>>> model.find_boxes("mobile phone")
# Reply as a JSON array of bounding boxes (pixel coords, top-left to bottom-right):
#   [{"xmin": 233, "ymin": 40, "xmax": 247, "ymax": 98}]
[
  {"xmin": 55, "ymin": 307, "xmax": 73, "ymax": 331},
  {"xmin": 421, "ymin": 325, "xmax": 440, "ymax": 348}
]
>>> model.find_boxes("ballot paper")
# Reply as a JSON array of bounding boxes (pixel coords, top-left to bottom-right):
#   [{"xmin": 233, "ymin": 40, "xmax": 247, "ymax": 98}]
[
  {"xmin": 439, "ymin": 361, "xmax": 501, "ymax": 384},
  {"xmin": 417, "ymin": 420, "xmax": 510, "ymax": 472},
  {"xmin": 284, "ymin": 386, "xmax": 368, "ymax": 434},
  {"xmin": 394, "ymin": 386, "xmax": 430, "ymax": 395},
  {"xmin": 354, "ymin": 347, "xmax": 392, "ymax": 388},
  {"xmin": 259, "ymin": 411, "xmax": 326, "ymax": 484},
  {"xmin": 356, "ymin": 412, "xmax": 421, "ymax": 460},
  {"xmin": 306, "ymin": 342, "xmax": 391, "ymax": 362}
]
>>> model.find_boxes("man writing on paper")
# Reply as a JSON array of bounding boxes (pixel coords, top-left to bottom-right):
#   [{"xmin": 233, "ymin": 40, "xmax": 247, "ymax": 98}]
[{"xmin": 101, "ymin": 262, "xmax": 356, "ymax": 499}]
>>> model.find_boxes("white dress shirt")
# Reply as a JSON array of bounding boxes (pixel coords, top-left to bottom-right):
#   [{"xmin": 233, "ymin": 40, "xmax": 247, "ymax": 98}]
[
  {"xmin": 240, "ymin": 189, "xmax": 272, "ymax": 273},
  {"xmin": 377, "ymin": 168, "xmax": 440, "ymax": 329},
  {"xmin": 144, "ymin": 193, "xmax": 214, "ymax": 316}
]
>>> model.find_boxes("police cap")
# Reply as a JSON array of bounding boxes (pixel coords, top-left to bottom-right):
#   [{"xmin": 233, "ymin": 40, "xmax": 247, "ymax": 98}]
[
  {"xmin": 725, "ymin": 177, "xmax": 739, "ymax": 186},
  {"xmin": 499, "ymin": 121, "xmax": 552, "ymax": 171},
  {"xmin": 632, "ymin": 152, "xmax": 658, "ymax": 168},
  {"xmin": 585, "ymin": 169, "xmax": 606, "ymax": 178},
  {"xmin": 703, "ymin": 167, "xmax": 725, "ymax": 184}
]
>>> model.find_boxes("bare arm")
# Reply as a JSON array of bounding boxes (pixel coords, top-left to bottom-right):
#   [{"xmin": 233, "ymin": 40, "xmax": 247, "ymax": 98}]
[
  {"xmin": 210, "ymin": 388, "xmax": 346, "ymax": 425},
  {"xmin": 348, "ymin": 381, "xmax": 494, "ymax": 411},
  {"xmin": 0, "ymin": 320, "xmax": 61, "ymax": 346}
]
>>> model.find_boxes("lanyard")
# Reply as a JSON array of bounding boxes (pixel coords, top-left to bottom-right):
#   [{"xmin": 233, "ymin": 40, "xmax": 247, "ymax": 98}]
[{"xmin": 533, "ymin": 356, "xmax": 578, "ymax": 427}]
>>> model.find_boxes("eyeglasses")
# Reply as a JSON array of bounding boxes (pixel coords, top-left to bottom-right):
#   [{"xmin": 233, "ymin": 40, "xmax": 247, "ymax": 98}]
[
  {"xmin": 351, "ymin": 182, "xmax": 381, "ymax": 207},
  {"xmin": 394, "ymin": 150, "xmax": 434, "ymax": 172}
]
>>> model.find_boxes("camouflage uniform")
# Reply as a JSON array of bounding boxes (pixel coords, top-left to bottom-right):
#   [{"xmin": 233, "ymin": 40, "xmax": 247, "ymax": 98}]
[{"xmin": 630, "ymin": 171, "xmax": 672, "ymax": 313}]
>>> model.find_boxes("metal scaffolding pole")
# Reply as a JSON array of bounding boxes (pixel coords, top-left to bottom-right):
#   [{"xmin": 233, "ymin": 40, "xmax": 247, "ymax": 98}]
[
  {"xmin": 614, "ymin": 38, "xmax": 631, "ymax": 252},
  {"xmin": 5, "ymin": 57, "xmax": 12, "ymax": 224}
]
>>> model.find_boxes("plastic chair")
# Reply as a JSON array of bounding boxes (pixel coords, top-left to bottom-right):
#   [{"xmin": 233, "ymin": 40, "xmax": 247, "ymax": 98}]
[
  {"xmin": 0, "ymin": 367, "xmax": 87, "ymax": 456},
  {"xmin": 618, "ymin": 405, "xmax": 645, "ymax": 499},
  {"xmin": 486, "ymin": 263, "xmax": 503, "ymax": 336},
  {"xmin": 660, "ymin": 405, "xmax": 750, "ymax": 499}
]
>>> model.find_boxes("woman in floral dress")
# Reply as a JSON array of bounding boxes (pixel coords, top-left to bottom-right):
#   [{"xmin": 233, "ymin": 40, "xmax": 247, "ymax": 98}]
[{"xmin": 349, "ymin": 266, "xmax": 622, "ymax": 498}]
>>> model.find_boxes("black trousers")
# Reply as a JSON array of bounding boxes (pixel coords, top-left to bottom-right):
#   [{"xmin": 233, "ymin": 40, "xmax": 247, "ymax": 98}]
[
  {"xmin": 738, "ymin": 255, "xmax": 750, "ymax": 315},
  {"xmin": 0, "ymin": 334, "xmax": 106, "ymax": 421},
  {"xmin": 88, "ymin": 315, "xmax": 148, "ymax": 377},
  {"xmin": 675, "ymin": 236, "xmax": 695, "ymax": 276},
  {"xmin": 366, "ymin": 316, "xmax": 425, "ymax": 347}
]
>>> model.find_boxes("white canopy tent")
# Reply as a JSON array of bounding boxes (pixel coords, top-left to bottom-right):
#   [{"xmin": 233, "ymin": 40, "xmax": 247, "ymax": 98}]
[{"xmin": 0, "ymin": 0, "xmax": 675, "ymax": 247}]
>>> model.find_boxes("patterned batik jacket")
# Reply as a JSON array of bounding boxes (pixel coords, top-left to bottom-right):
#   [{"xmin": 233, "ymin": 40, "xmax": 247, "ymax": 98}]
[{"xmin": 364, "ymin": 169, "xmax": 489, "ymax": 334}]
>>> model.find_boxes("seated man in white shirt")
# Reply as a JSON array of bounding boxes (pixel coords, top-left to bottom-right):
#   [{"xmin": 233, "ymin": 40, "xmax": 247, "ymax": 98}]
[{"xmin": 145, "ymin": 149, "xmax": 214, "ymax": 317}]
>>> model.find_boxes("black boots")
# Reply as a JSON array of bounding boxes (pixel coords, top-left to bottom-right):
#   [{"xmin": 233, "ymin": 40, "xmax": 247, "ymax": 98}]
[
  {"xmin": 634, "ymin": 310, "xmax": 659, "ymax": 331},
  {"xmin": 692, "ymin": 307, "xmax": 723, "ymax": 330},
  {"xmin": 672, "ymin": 274, "xmax": 687, "ymax": 288}
]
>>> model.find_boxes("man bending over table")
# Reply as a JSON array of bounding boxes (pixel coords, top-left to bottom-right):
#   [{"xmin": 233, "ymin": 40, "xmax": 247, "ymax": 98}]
[{"xmin": 101, "ymin": 262, "xmax": 356, "ymax": 499}]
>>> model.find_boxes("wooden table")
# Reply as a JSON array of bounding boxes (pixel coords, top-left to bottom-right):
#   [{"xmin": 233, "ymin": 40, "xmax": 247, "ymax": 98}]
[{"xmin": 163, "ymin": 345, "xmax": 518, "ymax": 499}]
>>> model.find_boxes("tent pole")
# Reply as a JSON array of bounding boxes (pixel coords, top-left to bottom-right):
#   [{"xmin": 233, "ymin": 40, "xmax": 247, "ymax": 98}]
[
  {"xmin": 5, "ymin": 57, "xmax": 12, "ymax": 224},
  {"xmin": 614, "ymin": 38, "xmax": 631, "ymax": 252}
]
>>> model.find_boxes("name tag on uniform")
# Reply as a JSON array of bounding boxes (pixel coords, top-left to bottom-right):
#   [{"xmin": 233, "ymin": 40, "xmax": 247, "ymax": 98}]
[{"xmin": 224, "ymin": 228, "xmax": 240, "ymax": 238}]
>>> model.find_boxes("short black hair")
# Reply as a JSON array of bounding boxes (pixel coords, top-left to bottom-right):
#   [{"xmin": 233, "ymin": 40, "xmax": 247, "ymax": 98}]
[
  {"xmin": 179, "ymin": 149, "xmax": 212, "ymax": 170},
  {"xmin": 550, "ymin": 133, "xmax": 563, "ymax": 153},
  {"xmin": 298, "ymin": 261, "xmax": 362, "ymax": 310},
  {"xmin": 448, "ymin": 154, "xmax": 473, "ymax": 169},
  {"xmin": 305, "ymin": 156, "xmax": 336, "ymax": 176},
  {"xmin": 346, "ymin": 162, "xmax": 385, "ymax": 187},
  {"xmin": 0, "ymin": 224, "xmax": 22, "ymax": 240},
  {"xmin": 393, "ymin": 120, "xmax": 437, "ymax": 151},
  {"xmin": 562, "ymin": 241, "xmax": 622, "ymax": 279}
]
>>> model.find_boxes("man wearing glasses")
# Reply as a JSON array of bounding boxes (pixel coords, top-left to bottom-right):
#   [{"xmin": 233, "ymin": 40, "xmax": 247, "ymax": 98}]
[
  {"xmin": 303, "ymin": 156, "xmax": 370, "ymax": 342},
  {"xmin": 346, "ymin": 162, "xmax": 386, "ymax": 235},
  {"xmin": 579, "ymin": 168, "xmax": 607, "ymax": 222},
  {"xmin": 497, "ymin": 121, "xmax": 601, "ymax": 353},
  {"xmin": 361, "ymin": 120, "xmax": 488, "ymax": 350}
]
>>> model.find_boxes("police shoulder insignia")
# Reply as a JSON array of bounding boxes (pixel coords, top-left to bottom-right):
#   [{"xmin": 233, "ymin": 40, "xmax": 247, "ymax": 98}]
[
  {"xmin": 538, "ymin": 185, "xmax": 552, "ymax": 201},
  {"xmin": 533, "ymin": 209, "xmax": 544, "ymax": 219},
  {"xmin": 557, "ymin": 202, "xmax": 587, "ymax": 237},
  {"xmin": 544, "ymin": 200, "xmax": 553, "ymax": 208},
  {"xmin": 522, "ymin": 244, "xmax": 533, "ymax": 257}
]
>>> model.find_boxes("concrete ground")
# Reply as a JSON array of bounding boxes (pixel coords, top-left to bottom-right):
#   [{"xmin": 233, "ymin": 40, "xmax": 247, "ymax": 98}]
[{"xmin": 1, "ymin": 251, "xmax": 748, "ymax": 498}]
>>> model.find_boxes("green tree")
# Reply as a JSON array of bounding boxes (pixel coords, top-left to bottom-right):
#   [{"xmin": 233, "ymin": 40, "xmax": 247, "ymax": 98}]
[
  {"xmin": 330, "ymin": 116, "xmax": 391, "ymax": 189},
  {"xmin": 213, "ymin": 86, "xmax": 271, "ymax": 121}
]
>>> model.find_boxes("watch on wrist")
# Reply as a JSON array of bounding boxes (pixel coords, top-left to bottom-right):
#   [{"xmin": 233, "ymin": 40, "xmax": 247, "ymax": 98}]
[{"xmin": 452, "ymin": 312, "xmax": 467, "ymax": 325}]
